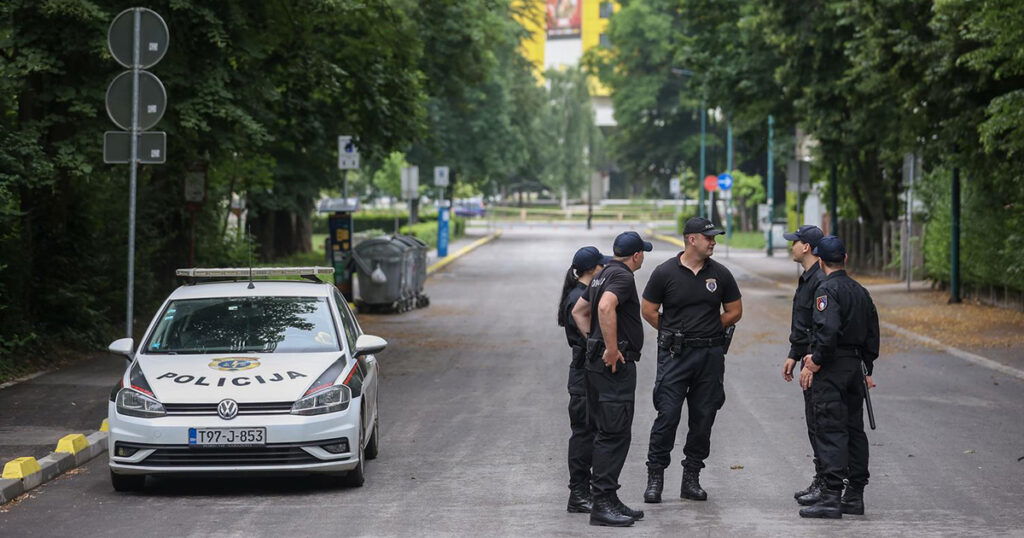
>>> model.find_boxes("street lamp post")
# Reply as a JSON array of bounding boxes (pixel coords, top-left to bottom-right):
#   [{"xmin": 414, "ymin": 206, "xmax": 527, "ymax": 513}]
[
  {"xmin": 726, "ymin": 120, "xmax": 733, "ymax": 239},
  {"xmin": 699, "ymin": 100, "xmax": 706, "ymax": 218},
  {"xmin": 766, "ymin": 115, "xmax": 775, "ymax": 257}
]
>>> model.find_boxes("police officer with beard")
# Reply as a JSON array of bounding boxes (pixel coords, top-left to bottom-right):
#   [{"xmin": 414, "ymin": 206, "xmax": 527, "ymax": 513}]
[
  {"xmin": 798, "ymin": 235, "xmax": 879, "ymax": 519},
  {"xmin": 557, "ymin": 246, "xmax": 609, "ymax": 514},
  {"xmin": 641, "ymin": 217, "xmax": 742, "ymax": 504},
  {"xmin": 571, "ymin": 231, "xmax": 652, "ymax": 527},
  {"xmin": 780, "ymin": 225, "xmax": 826, "ymax": 503}
]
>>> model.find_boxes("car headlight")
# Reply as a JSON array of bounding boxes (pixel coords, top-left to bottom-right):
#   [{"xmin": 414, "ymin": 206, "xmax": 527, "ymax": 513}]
[
  {"xmin": 291, "ymin": 385, "xmax": 351, "ymax": 415},
  {"xmin": 116, "ymin": 387, "xmax": 166, "ymax": 418}
]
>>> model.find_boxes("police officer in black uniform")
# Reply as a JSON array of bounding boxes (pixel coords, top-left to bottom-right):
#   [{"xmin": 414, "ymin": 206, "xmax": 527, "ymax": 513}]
[
  {"xmin": 780, "ymin": 225, "xmax": 826, "ymax": 503},
  {"xmin": 798, "ymin": 235, "xmax": 879, "ymax": 519},
  {"xmin": 641, "ymin": 217, "xmax": 742, "ymax": 504},
  {"xmin": 557, "ymin": 246, "xmax": 609, "ymax": 514},
  {"xmin": 571, "ymin": 231, "xmax": 651, "ymax": 527}
]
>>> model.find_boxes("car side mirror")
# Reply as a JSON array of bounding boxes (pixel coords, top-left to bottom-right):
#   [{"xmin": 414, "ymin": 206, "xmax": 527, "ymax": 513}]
[
  {"xmin": 354, "ymin": 334, "xmax": 387, "ymax": 357},
  {"xmin": 108, "ymin": 337, "xmax": 135, "ymax": 358}
]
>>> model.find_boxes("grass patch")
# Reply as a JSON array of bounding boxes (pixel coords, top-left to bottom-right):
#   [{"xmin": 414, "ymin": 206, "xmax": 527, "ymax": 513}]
[{"xmin": 717, "ymin": 231, "xmax": 764, "ymax": 249}]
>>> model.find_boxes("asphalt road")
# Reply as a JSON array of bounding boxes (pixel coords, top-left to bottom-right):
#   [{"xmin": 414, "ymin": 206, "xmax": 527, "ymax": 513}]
[{"xmin": 2, "ymin": 228, "xmax": 1023, "ymax": 536}]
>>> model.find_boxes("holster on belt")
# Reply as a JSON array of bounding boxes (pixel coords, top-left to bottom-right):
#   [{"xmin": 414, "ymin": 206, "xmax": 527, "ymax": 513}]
[
  {"xmin": 585, "ymin": 338, "xmax": 605, "ymax": 361},
  {"xmin": 570, "ymin": 345, "xmax": 586, "ymax": 369},
  {"xmin": 723, "ymin": 325, "xmax": 736, "ymax": 355}
]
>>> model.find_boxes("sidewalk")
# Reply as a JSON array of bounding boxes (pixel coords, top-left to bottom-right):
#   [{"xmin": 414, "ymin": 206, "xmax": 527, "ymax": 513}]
[
  {"xmin": 715, "ymin": 248, "xmax": 1024, "ymax": 373},
  {"xmin": 0, "ymin": 354, "xmax": 118, "ymax": 465}
]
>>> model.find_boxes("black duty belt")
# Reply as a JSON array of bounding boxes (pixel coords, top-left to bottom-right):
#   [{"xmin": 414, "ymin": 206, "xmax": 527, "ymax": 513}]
[
  {"xmin": 585, "ymin": 338, "xmax": 641, "ymax": 363},
  {"xmin": 835, "ymin": 347, "xmax": 862, "ymax": 358},
  {"xmin": 658, "ymin": 331, "xmax": 726, "ymax": 350}
]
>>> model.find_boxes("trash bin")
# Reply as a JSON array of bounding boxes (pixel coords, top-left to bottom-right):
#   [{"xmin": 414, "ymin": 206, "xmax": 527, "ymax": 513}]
[{"xmin": 352, "ymin": 234, "xmax": 430, "ymax": 313}]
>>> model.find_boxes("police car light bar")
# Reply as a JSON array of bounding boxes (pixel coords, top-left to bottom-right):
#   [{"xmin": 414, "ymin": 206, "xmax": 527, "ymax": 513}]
[{"xmin": 175, "ymin": 267, "xmax": 334, "ymax": 278}]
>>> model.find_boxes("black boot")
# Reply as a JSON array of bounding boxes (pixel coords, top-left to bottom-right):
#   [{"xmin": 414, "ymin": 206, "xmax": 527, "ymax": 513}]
[
  {"xmin": 567, "ymin": 485, "xmax": 593, "ymax": 513},
  {"xmin": 643, "ymin": 468, "xmax": 664, "ymax": 503},
  {"xmin": 590, "ymin": 494, "xmax": 634, "ymax": 527},
  {"xmin": 793, "ymin": 475, "xmax": 821, "ymax": 499},
  {"xmin": 799, "ymin": 489, "xmax": 843, "ymax": 519},
  {"xmin": 612, "ymin": 493, "xmax": 644, "ymax": 521},
  {"xmin": 841, "ymin": 486, "xmax": 865, "ymax": 515},
  {"xmin": 796, "ymin": 477, "xmax": 824, "ymax": 506},
  {"xmin": 680, "ymin": 468, "xmax": 707, "ymax": 501}
]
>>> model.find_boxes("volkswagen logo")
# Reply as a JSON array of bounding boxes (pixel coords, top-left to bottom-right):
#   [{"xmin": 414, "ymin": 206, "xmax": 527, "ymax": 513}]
[{"xmin": 217, "ymin": 399, "xmax": 239, "ymax": 420}]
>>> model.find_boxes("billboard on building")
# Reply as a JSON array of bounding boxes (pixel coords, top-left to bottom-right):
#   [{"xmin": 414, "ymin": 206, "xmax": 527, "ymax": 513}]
[{"xmin": 546, "ymin": 0, "xmax": 581, "ymax": 38}]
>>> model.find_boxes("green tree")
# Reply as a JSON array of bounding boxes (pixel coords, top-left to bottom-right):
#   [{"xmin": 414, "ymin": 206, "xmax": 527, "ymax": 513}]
[{"xmin": 539, "ymin": 66, "xmax": 600, "ymax": 207}]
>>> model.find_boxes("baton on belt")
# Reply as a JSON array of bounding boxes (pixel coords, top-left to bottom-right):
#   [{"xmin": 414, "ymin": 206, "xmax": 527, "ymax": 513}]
[{"xmin": 861, "ymin": 362, "xmax": 876, "ymax": 430}]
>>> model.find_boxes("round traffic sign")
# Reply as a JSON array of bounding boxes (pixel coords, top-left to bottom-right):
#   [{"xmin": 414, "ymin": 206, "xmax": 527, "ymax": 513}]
[
  {"xmin": 717, "ymin": 173, "xmax": 734, "ymax": 191},
  {"xmin": 108, "ymin": 8, "xmax": 169, "ymax": 69},
  {"xmin": 105, "ymin": 70, "xmax": 167, "ymax": 130},
  {"xmin": 703, "ymin": 175, "xmax": 718, "ymax": 192}
]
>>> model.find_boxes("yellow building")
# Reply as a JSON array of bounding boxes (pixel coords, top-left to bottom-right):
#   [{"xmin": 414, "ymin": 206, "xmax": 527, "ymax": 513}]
[{"xmin": 513, "ymin": 0, "xmax": 618, "ymax": 125}]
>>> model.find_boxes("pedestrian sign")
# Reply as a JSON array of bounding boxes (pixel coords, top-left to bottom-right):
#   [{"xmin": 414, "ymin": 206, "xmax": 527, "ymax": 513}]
[
  {"xmin": 338, "ymin": 135, "xmax": 360, "ymax": 170},
  {"xmin": 434, "ymin": 166, "xmax": 449, "ymax": 187}
]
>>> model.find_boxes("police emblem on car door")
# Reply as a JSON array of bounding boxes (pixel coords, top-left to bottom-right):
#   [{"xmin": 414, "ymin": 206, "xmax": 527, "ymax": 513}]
[{"xmin": 706, "ymin": 278, "xmax": 717, "ymax": 293}]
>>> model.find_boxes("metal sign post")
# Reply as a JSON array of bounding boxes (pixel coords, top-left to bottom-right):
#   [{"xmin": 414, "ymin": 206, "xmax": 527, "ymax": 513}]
[
  {"xmin": 334, "ymin": 136, "xmax": 360, "ymax": 298},
  {"xmin": 717, "ymin": 173, "xmax": 734, "ymax": 257},
  {"xmin": 105, "ymin": 7, "xmax": 168, "ymax": 338}
]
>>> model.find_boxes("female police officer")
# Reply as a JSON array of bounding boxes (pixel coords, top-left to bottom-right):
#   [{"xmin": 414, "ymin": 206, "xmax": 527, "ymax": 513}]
[{"xmin": 557, "ymin": 246, "xmax": 609, "ymax": 514}]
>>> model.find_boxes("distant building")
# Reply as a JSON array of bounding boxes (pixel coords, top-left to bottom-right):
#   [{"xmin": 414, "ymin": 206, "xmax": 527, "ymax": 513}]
[{"xmin": 514, "ymin": 0, "xmax": 617, "ymax": 128}]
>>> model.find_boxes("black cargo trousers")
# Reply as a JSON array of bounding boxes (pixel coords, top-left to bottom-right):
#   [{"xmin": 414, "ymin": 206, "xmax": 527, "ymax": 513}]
[
  {"xmin": 584, "ymin": 348, "xmax": 637, "ymax": 496},
  {"xmin": 801, "ymin": 366, "xmax": 821, "ymax": 477},
  {"xmin": 811, "ymin": 355, "xmax": 870, "ymax": 491},
  {"xmin": 646, "ymin": 345, "xmax": 726, "ymax": 472},
  {"xmin": 567, "ymin": 345, "xmax": 595, "ymax": 491}
]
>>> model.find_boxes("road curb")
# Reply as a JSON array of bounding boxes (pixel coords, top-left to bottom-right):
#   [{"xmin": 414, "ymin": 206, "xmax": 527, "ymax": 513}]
[
  {"xmin": 427, "ymin": 231, "xmax": 501, "ymax": 276},
  {"xmin": 0, "ymin": 429, "xmax": 108, "ymax": 505},
  {"xmin": 650, "ymin": 232, "xmax": 1024, "ymax": 382}
]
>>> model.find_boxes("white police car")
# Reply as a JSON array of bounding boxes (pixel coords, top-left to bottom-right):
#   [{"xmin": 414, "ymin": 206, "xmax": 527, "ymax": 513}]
[{"xmin": 106, "ymin": 267, "xmax": 386, "ymax": 491}]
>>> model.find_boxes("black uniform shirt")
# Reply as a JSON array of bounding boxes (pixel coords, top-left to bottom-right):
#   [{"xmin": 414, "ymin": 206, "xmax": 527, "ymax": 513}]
[
  {"xmin": 562, "ymin": 281, "xmax": 588, "ymax": 348},
  {"xmin": 810, "ymin": 270, "xmax": 881, "ymax": 374},
  {"xmin": 642, "ymin": 253, "xmax": 741, "ymax": 338},
  {"xmin": 788, "ymin": 263, "xmax": 824, "ymax": 360},
  {"xmin": 588, "ymin": 260, "xmax": 643, "ymax": 352}
]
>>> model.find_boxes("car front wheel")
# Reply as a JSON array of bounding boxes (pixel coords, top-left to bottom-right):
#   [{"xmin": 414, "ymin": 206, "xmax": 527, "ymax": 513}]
[
  {"xmin": 365, "ymin": 407, "xmax": 380, "ymax": 460},
  {"xmin": 341, "ymin": 423, "xmax": 365, "ymax": 487}
]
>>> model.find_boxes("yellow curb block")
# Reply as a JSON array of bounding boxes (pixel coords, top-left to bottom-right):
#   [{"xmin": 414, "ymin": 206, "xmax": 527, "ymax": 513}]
[
  {"xmin": 56, "ymin": 433, "xmax": 89, "ymax": 455},
  {"xmin": 427, "ymin": 231, "xmax": 502, "ymax": 276},
  {"xmin": 100, "ymin": 418, "xmax": 110, "ymax": 432},
  {"xmin": 2, "ymin": 457, "xmax": 41, "ymax": 479},
  {"xmin": 650, "ymin": 231, "xmax": 685, "ymax": 249}
]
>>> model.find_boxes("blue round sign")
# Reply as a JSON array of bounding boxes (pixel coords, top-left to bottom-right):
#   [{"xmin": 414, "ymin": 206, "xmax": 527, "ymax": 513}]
[{"xmin": 717, "ymin": 173, "xmax": 734, "ymax": 191}]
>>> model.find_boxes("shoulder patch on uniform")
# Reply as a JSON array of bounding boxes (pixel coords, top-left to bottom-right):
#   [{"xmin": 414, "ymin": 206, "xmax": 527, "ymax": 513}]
[
  {"xmin": 705, "ymin": 278, "xmax": 717, "ymax": 292},
  {"xmin": 815, "ymin": 295, "xmax": 828, "ymax": 311}
]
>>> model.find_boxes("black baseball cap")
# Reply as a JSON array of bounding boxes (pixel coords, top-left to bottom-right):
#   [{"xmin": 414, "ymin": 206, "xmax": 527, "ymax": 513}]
[
  {"xmin": 683, "ymin": 217, "xmax": 725, "ymax": 236},
  {"xmin": 784, "ymin": 225, "xmax": 824, "ymax": 248},
  {"xmin": 613, "ymin": 231, "xmax": 653, "ymax": 257},
  {"xmin": 572, "ymin": 246, "xmax": 611, "ymax": 272},
  {"xmin": 813, "ymin": 235, "xmax": 847, "ymax": 263}
]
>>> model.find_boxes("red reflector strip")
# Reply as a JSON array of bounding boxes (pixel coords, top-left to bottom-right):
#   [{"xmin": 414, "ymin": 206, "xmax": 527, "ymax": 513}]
[
  {"xmin": 342, "ymin": 366, "xmax": 357, "ymax": 385},
  {"xmin": 131, "ymin": 385, "xmax": 153, "ymax": 396},
  {"xmin": 303, "ymin": 383, "xmax": 333, "ymax": 397}
]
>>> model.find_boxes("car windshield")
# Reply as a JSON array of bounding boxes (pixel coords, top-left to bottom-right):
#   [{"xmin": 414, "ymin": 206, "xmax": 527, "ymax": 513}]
[{"xmin": 145, "ymin": 296, "xmax": 341, "ymax": 354}]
